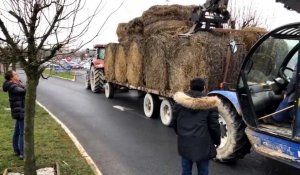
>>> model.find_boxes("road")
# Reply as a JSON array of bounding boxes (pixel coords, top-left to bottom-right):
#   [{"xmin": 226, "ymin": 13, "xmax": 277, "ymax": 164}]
[{"xmin": 20, "ymin": 70, "xmax": 300, "ymax": 175}]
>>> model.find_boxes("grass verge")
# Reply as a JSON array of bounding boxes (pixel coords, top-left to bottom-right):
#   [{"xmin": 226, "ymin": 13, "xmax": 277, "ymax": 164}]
[
  {"xmin": 0, "ymin": 75, "xmax": 94, "ymax": 175},
  {"xmin": 43, "ymin": 69, "xmax": 75, "ymax": 80}
]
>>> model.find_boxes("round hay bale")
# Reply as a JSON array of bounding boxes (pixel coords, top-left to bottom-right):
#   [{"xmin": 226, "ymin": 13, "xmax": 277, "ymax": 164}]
[
  {"xmin": 104, "ymin": 43, "xmax": 118, "ymax": 81},
  {"xmin": 114, "ymin": 45, "xmax": 127, "ymax": 83},
  {"xmin": 141, "ymin": 5, "xmax": 194, "ymax": 26},
  {"xmin": 169, "ymin": 36, "xmax": 208, "ymax": 93},
  {"xmin": 143, "ymin": 34, "xmax": 177, "ymax": 92},
  {"xmin": 127, "ymin": 18, "xmax": 144, "ymax": 36},
  {"xmin": 143, "ymin": 20, "xmax": 192, "ymax": 36},
  {"xmin": 126, "ymin": 39, "xmax": 144, "ymax": 86},
  {"xmin": 169, "ymin": 32, "xmax": 229, "ymax": 93},
  {"xmin": 241, "ymin": 27, "xmax": 267, "ymax": 51},
  {"xmin": 116, "ymin": 23, "xmax": 129, "ymax": 42}
]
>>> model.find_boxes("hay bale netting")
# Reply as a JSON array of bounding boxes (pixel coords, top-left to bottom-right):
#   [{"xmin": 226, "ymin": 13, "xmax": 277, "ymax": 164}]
[
  {"xmin": 143, "ymin": 34, "xmax": 178, "ymax": 92},
  {"xmin": 104, "ymin": 43, "xmax": 118, "ymax": 81},
  {"xmin": 114, "ymin": 44, "xmax": 127, "ymax": 83},
  {"xmin": 126, "ymin": 38, "xmax": 144, "ymax": 87},
  {"xmin": 169, "ymin": 32, "xmax": 229, "ymax": 93},
  {"xmin": 141, "ymin": 5, "xmax": 194, "ymax": 26},
  {"xmin": 143, "ymin": 20, "xmax": 192, "ymax": 37}
]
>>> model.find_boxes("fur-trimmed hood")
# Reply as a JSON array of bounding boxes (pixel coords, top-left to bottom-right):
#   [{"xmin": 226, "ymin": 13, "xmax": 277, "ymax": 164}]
[{"xmin": 173, "ymin": 91, "xmax": 221, "ymax": 110}]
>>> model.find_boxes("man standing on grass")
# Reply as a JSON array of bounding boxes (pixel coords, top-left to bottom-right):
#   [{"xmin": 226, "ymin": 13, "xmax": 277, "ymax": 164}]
[
  {"xmin": 2, "ymin": 70, "xmax": 26, "ymax": 160},
  {"xmin": 173, "ymin": 78, "xmax": 221, "ymax": 175}
]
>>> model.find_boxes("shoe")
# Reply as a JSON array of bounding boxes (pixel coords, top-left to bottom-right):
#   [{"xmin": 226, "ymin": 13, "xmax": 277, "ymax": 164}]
[
  {"xmin": 14, "ymin": 150, "xmax": 20, "ymax": 156},
  {"xmin": 19, "ymin": 155, "xmax": 24, "ymax": 160}
]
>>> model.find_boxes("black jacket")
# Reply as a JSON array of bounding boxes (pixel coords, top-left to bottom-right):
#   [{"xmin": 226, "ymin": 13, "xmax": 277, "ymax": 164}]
[
  {"xmin": 173, "ymin": 90, "xmax": 221, "ymax": 161},
  {"xmin": 2, "ymin": 80, "xmax": 26, "ymax": 120}
]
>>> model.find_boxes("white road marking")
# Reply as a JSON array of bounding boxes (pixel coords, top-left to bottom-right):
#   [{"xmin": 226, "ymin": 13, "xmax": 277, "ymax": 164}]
[{"xmin": 113, "ymin": 105, "xmax": 134, "ymax": 111}]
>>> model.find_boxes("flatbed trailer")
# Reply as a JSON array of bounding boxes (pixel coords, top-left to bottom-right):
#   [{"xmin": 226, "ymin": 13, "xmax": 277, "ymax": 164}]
[{"xmin": 104, "ymin": 80, "xmax": 175, "ymax": 126}]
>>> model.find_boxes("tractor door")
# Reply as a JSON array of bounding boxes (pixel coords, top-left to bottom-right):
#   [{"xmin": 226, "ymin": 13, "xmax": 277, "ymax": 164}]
[{"xmin": 236, "ymin": 23, "xmax": 300, "ymax": 137}]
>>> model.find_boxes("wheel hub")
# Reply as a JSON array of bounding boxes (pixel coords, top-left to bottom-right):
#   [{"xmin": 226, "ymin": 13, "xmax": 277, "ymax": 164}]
[
  {"xmin": 145, "ymin": 99, "xmax": 151, "ymax": 112},
  {"xmin": 218, "ymin": 115, "xmax": 228, "ymax": 148}
]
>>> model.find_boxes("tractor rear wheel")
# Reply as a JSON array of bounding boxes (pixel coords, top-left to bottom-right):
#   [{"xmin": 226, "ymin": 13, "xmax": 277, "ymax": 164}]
[
  {"xmin": 90, "ymin": 66, "xmax": 105, "ymax": 93},
  {"xmin": 216, "ymin": 100, "xmax": 251, "ymax": 162}
]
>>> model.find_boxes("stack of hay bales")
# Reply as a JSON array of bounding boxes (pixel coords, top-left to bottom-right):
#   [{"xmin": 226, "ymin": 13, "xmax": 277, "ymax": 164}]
[
  {"xmin": 106, "ymin": 4, "xmax": 267, "ymax": 94},
  {"xmin": 116, "ymin": 5, "xmax": 194, "ymax": 42}
]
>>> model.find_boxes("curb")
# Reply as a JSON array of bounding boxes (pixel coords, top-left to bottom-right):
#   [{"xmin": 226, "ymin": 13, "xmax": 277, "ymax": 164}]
[{"xmin": 36, "ymin": 101, "xmax": 102, "ymax": 175}]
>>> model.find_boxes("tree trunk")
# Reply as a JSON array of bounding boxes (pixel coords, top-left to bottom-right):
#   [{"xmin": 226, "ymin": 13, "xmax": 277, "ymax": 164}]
[
  {"xmin": 5, "ymin": 63, "xmax": 9, "ymax": 73},
  {"xmin": 23, "ymin": 69, "xmax": 40, "ymax": 175},
  {"xmin": 12, "ymin": 62, "xmax": 16, "ymax": 70}
]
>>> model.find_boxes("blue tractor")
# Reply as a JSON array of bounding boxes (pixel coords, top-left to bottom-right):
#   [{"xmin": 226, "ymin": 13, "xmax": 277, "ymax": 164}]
[{"xmin": 209, "ymin": 22, "xmax": 300, "ymax": 168}]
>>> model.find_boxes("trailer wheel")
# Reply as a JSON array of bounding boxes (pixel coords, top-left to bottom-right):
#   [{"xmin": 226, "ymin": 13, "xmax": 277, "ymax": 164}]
[
  {"xmin": 143, "ymin": 93, "xmax": 159, "ymax": 118},
  {"xmin": 85, "ymin": 72, "xmax": 91, "ymax": 89},
  {"xmin": 216, "ymin": 100, "xmax": 251, "ymax": 162},
  {"xmin": 90, "ymin": 66, "xmax": 105, "ymax": 93},
  {"xmin": 105, "ymin": 82, "xmax": 114, "ymax": 99},
  {"xmin": 160, "ymin": 99, "xmax": 175, "ymax": 127}
]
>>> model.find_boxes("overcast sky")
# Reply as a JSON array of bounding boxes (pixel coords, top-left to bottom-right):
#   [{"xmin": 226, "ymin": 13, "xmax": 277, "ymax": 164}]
[{"xmin": 81, "ymin": 0, "xmax": 300, "ymax": 48}]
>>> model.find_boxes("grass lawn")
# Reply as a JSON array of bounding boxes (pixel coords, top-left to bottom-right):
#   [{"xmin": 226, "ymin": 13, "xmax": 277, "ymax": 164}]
[
  {"xmin": 0, "ymin": 75, "xmax": 94, "ymax": 175},
  {"xmin": 43, "ymin": 69, "xmax": 75, "ymax": 80}
]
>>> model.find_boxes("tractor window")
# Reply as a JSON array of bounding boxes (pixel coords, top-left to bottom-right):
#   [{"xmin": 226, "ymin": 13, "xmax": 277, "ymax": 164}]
[
  {"xmin": 98, "ymin": 48, "xmax": 105, "ymax": 59},
  {"xmin": 285, "ymin": 51, "xmax": 299, "ymax": 78},
  {"xmin": 246, "ymin": 38, "xmax": 298, "ymax": 84}
]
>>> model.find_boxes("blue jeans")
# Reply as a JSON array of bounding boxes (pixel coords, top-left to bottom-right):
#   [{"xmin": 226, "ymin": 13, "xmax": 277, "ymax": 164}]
[
  {"xmin": 272, "ymin": 97, "xmax": 292, "ymax": 122},
  {"xmin": 13, "ymin": 119, "xmax": 24, "ymax": 156},
  {"xmin": 181, "ymin": 157, "xmax": 209, "ymax": 175}
]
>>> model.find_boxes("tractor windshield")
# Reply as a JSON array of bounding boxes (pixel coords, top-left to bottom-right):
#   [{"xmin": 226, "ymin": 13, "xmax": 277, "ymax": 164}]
[
  {"xmin": 98, "ymin": 48, "xmax": 105, "ymax": 59},
  {"xmin": 238, "ymin": 34, "xmax": 299, "ymax": 135},
  {"xmin": 246, "ymin": 38, "xmax": 298, "ymax": 84}
]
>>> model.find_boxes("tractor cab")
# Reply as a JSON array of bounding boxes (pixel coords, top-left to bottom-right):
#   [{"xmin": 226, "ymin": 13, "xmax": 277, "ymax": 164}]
[
  {"xmin": 92, "ymin": 44, "xmax": 106, "ymax": 68},
  {"xmin": 236, "ymin": 22, "xmax": 300, "ymax": 167}
]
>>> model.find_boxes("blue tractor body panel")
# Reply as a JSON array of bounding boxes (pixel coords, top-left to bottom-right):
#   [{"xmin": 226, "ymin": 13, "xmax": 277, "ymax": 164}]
[
  {"xmin": 208, "ymin": 90, "xmax": 241, "ymax": 115},
  {"xmin": 245, "ymin": 128, "xmax": 300, "ymax": 168}
]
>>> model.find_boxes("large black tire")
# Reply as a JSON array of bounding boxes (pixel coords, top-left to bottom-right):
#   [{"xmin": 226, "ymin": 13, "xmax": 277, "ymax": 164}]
[
  {"xmin": 105, "ymin": 82, "xmax": 114, "ymax": 99},
  {"xmin": 143, "ymin": 93, "xmax": 160, "ymax": 118},
  {"xmin": 90, "ymin": 66, "xmax": 105, "ymax": 93},
  {"xmin": 216, "ymin": 99, "xmax": 251, "ymax": 162},
  {"xmin": 85, "ymin": 72, "xmax": 91, "ymax": 89}
]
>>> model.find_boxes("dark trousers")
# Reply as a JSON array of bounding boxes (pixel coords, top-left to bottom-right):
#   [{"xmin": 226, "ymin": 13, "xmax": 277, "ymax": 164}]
[
  {"xmin": 272, "ymin": 97, "xmax": 293, "ymax": 122},
  {"xmin": 13, "ymin": 119, "xmax": 24, "ymax": 156},
  {"xmin": 181, "ymin": 157, "xmax": 209, "ymax": 175}
]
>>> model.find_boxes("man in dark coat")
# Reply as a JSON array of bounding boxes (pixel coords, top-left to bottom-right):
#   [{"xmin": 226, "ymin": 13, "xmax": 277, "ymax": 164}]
[
  {"xmin": 173, "ymin": 78, "xmax": 221, "ymax": 175},
  {"xmin": 3, "ymin": 70, "xmax": 26, "ymax": 159}
]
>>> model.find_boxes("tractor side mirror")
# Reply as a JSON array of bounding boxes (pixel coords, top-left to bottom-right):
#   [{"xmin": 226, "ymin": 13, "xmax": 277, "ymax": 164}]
[{"xmin": 230, "ymin": 40, "xmax": 238, "ymax": 54}]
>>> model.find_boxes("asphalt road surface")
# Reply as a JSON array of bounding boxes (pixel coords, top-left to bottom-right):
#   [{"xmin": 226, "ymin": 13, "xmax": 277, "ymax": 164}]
[{"xmin": 19, "ymin": 70, "xmax": 300, "ymax": 175}]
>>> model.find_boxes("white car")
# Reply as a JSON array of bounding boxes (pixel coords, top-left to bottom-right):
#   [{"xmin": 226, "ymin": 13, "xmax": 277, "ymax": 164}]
[{"xmin": 83, "ymin": 62, "xmax": 91, "ymax": 70}]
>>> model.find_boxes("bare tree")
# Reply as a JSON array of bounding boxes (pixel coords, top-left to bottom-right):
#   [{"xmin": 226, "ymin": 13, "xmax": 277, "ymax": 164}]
[
  {"xmin": 227, "ymin": 0, "xmax": 269, "ymax": 29},
  {"xmin": 0, "ymin": 0, "xmax": 124, "ymax": 174}
]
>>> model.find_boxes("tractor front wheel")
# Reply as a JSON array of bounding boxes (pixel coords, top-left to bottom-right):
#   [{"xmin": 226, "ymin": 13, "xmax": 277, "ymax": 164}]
[{"xmin": 216, "ymin": 99, "xmax": 251, "ymax": 162}]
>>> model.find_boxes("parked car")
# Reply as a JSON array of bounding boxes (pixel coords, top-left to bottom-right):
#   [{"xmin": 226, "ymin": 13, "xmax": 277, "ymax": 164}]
[{"xmin": 83, "ymin": 61, "xmax": 91, "ymax": 70}]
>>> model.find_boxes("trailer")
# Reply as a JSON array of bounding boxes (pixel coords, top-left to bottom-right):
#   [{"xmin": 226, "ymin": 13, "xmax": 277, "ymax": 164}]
[{"xmin": 104, "ymin": 80, "xmax": 176, "ymax": 126}]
